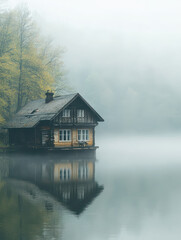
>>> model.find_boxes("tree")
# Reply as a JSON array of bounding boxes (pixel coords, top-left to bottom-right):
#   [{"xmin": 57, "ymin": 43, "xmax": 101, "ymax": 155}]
[
  {"xmin": 14, "ymin": 7, "xmax": 53, "ymax": 111},
  {"xmin": 0, "ymin": 10, "xmax": 16, "ymax": 122},
  {"xmin": 0, "ymin": 5, "xmax": 65, "ymax": 124}
]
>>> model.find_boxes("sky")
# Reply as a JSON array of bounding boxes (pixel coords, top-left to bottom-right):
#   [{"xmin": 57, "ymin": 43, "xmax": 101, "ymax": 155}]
[{"xmin": 4, "ymin": 0, "xmax": 181, "ymax": 133}]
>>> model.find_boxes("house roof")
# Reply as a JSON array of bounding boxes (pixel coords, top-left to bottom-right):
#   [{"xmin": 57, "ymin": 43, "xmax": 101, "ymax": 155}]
[
  {"xmin": 54, "ymin": 182, "xmax": 104, "ymax": 215},
  {"xmin": 6, "ymin": 93, "xmax": 104, "ymax": 128}
]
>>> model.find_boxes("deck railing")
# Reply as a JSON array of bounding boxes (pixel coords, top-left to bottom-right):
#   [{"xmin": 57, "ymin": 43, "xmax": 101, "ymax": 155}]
[{"xmin": 59, "ymin": 117, "xmax": 96, "ymax": 124}]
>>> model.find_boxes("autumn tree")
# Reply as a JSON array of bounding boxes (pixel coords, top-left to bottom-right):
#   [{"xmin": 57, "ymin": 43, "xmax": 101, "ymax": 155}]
[
  {"xmin": 0, "ymin": 5, "xmax": 65, "ymax": 124},
  {"xmin": 14, "ymin": 7, "xmax": 60, "ymax": 111},
  {"xmin": 0, "ymin": 11, "xmax": 16, "ymax": 122}
]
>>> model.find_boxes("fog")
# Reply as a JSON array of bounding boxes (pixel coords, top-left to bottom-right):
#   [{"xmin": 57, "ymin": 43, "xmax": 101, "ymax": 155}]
[
  {"xmin": 2, "ymin": 136, "xmax": 181, "ymax": 240},
  {"xmin": 6, "ymin": 0, "xmax": 181, "ymax": 133}
]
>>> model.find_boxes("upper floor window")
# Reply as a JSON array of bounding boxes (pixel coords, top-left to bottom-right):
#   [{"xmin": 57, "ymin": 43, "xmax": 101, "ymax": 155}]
[
  {"xmin": 62, "ymin": 109, "xmax": 71, "ymax": 117},
  {"xmin": 78, "ymin": 165, "xmax": 88, "ymax": 179},
  {"xmin": 59, "ymin": 129, "xmax": 71, "ymax": 142},
  {"xmin": 77, "ymin": 109, "xmax": 84, "ymax": 118}
]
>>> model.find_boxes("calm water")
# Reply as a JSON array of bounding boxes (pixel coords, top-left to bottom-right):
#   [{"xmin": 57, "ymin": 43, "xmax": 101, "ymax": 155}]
[{"xmin": 1, "ymin": 136, "xmax": 181, "ymax": 240}]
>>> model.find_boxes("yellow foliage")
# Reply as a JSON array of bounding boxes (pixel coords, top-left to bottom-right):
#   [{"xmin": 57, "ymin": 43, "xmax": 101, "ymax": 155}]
[{"xmin": 0, "ymin": 7, "xmax": 65, "ymax": 123}]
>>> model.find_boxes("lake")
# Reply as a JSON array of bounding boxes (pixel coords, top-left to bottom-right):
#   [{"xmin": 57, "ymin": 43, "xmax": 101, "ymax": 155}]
[{"xmin": 1, "ymin": 135, "xmax": 181, "ymax": 240}]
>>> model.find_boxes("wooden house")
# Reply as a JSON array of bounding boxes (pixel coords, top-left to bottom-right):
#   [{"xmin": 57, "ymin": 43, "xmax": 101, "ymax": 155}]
[
  {"xmin": 9, "ymin": 154, "xmax": 104, "ymax": 215},
  {"xmin": 7, "ymin": 91, "xmax": 104, "ymax": 150}
]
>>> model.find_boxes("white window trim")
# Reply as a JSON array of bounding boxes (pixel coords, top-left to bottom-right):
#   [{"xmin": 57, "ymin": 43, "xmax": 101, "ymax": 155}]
[
  {"xmin": 78, "ymin": 165, "xmax": 89, "ymax": 179},
  {"xmin": 77, "ymin": 109, "xmax": 85, "ymax": 118},
  {"xmin": 62, "ymin": 109, "xmax": 71, "ymax": 117},
  {"xmin": 77, "ymin": 129, "xmax": 89, "ymax": 141},
  {"xmin": 59, "ymin": 129, "xmax": 71, "ymax": 142},
  {"xmin": 60, "ymin": 168, "xmax": 71, "ymax": 181}
]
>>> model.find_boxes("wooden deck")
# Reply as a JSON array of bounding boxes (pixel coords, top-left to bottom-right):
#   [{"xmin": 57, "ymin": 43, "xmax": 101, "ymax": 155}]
[
  {"xmin": 40, "ymin": 146, "xmax": 99, "ymax": 151},
  {"xmin": 1, "ymin": 145, "xmax": 99, "ymax": 154}
]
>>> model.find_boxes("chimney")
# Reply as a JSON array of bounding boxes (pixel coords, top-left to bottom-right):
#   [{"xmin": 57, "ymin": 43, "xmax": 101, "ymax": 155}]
[{"xmin": 45, "ymin": 90, "xmax": 54, "ymax": 103}]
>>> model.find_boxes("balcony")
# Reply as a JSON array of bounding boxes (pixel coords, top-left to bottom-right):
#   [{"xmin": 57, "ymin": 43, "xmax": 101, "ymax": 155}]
[{"xmin": 54, "ymin": 116, "xmax": 97, "ymax": 126}]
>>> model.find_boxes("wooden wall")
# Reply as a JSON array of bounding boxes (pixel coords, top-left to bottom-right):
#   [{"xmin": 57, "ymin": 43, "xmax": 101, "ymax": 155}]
[
  {"xmin": 53, "ymin": 161, "xmax": 94, "ymax": 182},
  {"xmin": 54, "ymin": 128, "xmax": 94, "ymax": 147},
  {"xmin": 53, "ymin": 97, "xmax": 98, "ymax": 125}
]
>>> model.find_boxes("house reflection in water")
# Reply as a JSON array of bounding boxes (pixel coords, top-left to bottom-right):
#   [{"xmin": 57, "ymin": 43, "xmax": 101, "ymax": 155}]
[{"xmin": 9, "ymin": 154, "xmax": 103, "ymax": 215}]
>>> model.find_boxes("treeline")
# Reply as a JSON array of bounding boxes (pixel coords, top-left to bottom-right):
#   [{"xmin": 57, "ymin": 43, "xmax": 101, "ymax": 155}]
[{"xmin": 0, "ymin": 5, "xmax": 65, "ymax": 124}]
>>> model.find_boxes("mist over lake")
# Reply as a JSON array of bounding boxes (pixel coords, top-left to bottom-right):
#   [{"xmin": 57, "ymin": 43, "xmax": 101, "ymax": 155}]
[
  {"xmin": 4, "ymin": 0, "xmax": 181, "ymax": 133},
  {"xmin": 0, "ymin": 136, "xmax": 180, "ymax": 239},
  {"xmin": 1, "ymin": 0, "xmax": 181, "ymax": 239}
]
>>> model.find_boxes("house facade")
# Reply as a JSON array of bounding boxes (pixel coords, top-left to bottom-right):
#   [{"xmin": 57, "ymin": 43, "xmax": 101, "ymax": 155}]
[
  {"xmin": 9, "ymin": 154, "xmax": 104, "ymax": 215},
  {"xmin": 7, "ymin": 91, "xmax": 104, "ymax": 150}
]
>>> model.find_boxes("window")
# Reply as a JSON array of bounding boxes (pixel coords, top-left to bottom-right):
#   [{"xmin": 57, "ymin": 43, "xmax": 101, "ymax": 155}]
[
  {"xmin": 59, "ymin": 129, "xmax": 71, "ymax": 141},
  {"xmin": 31, "ymin": 109, "xmax": 39, "ymax": 114},
  {"xmin": 62, "ymin": 109, "xmax": 71, "ymax": 117},
  {"xmin": 78, "ymin": 129, "xmax": 89, "ymax": 141},
  {"xmin": 77, "ymin": 109, "xmax": 84, "ymax": 118},
  {"xmin": 78, "ymin": 165, "xmax": 88, "ymax": 179},
  {"xmin": 60, "ymin": 168, "xmax": 71, "ymax": 181},
  {"xmin": 77, "ymin": 187, "xmax": 85, "ymax": 199}
]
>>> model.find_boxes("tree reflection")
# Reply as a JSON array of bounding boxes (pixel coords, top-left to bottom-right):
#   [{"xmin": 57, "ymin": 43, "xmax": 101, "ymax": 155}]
[
  {"xmin": 0, "ymin": 181, "xmax": 55, "ymax": 240},
  {"xmin": 0, "ymin": 152, "xmax": 103, "ymax": 240}
]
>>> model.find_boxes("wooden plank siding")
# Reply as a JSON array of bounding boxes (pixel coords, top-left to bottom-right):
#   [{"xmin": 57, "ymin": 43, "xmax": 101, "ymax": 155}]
[
  {"xmin": 54, "ymin": 128, "xmax": 94, "ymax": 147},
  {"xmin": 53, "ymin": 161, "xmax": 94, "ymax": 182},
  {"xmin": 53, "ymin": 98, "xmax": 98, "ymax": 126},
  {"xmin": 7, "ymin": 93, "xmax": 103, "ymax": 150},
  {"xmin": 53, "ymin": 99, "xmax": 96, "ymax": 148}
]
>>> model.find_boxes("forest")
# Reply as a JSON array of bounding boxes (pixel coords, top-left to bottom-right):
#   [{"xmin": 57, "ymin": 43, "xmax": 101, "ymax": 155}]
[{"xmin": 0, "ymin": 4, "xmax": 65, "ymax": 126}]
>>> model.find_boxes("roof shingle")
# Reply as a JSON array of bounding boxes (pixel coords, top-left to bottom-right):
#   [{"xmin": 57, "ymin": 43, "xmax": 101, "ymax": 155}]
[
  {"xmin": 7, "ymin": 93, "xmax": 77, "ymax": 128},
  {"xmin": 6, "ymin": 93, "xmax": 104, "ymax": 129}
]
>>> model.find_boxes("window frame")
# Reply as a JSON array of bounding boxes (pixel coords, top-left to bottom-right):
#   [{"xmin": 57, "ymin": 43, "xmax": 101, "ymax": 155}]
[
  {"xmin": 60, "ymin": 168, "xmax": 71, "ymax": 180},
  {"xmin": 77, "ymin": 109, "xmax": 85, "ymax": 118},
  {"xmin": 62, "ymin": 109, "xmax": 71, "ymax": 117},
  {"xmin": 59, "ymin": 129, "xmax": 71, "ymax": 142},
  {"xmin": 77, "ymin": 129, "xmax": 89, "ymax": 141}
]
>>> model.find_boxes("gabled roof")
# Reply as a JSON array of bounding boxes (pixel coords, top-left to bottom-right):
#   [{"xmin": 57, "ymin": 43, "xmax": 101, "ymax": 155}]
[
  {"xmin": 52, "ymin": 182, "xmax": 104, "ymax": 215},
  {"xmin": 6, "ymin": 93, "xmax": 104, "ymax": 128}
]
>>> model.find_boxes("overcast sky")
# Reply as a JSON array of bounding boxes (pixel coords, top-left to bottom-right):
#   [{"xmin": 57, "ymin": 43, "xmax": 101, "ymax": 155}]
[{"xmin": 4, "ymin": 0, "xmax": 181, "ymax": 133}]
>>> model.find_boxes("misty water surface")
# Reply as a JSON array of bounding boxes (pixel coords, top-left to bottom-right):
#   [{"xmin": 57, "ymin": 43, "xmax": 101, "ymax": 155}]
[{"xmin": 1, "ymin": 136, "xmax": 181, "ymax": 239}]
